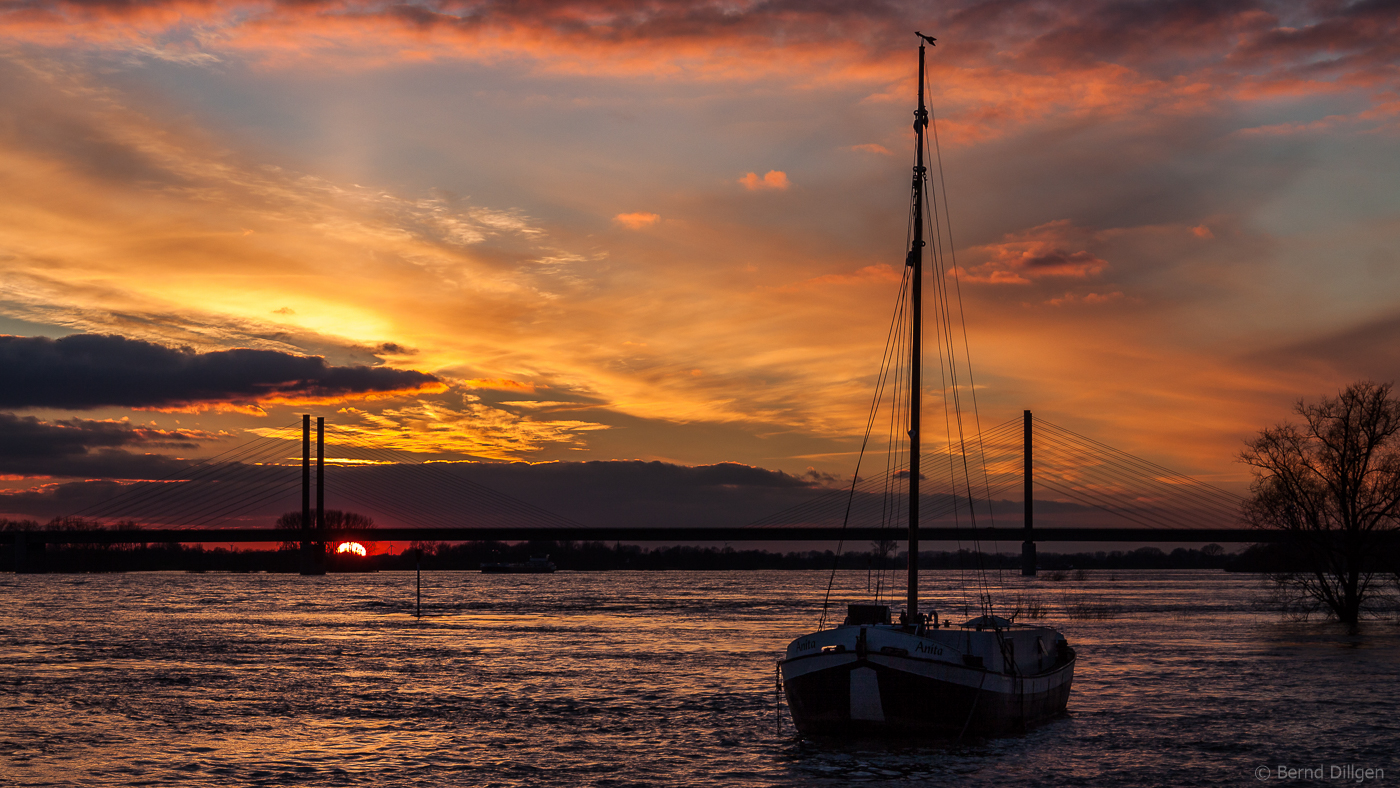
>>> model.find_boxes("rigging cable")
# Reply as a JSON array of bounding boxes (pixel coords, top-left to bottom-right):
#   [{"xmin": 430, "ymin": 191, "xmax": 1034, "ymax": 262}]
[
  {"xmin": 818, "ymin": 263, "xmax": 914, "ymax": 630},
  {"xmin": 922, "ymin": 85, "xmax": 994, "ymax": 617},
  {"xmin": 929, "ymin": 78, "xmax": 1007, "ymax": 590}
]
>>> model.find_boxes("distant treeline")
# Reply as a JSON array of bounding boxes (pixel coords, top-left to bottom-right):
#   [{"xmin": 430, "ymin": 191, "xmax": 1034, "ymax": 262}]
[
  {"xmin": 1219, "ymin": 540, "xmax": 1400, "ymax": 574},
  {"xmin": 1, "ymin": 517, "xmax": 1258, "ymax": 572}
]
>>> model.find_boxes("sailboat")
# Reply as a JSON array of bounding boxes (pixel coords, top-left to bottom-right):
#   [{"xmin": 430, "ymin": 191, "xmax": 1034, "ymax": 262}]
[{"xmin": 778, "ymin": 34, "xmax": 1076, "ymax": 738}]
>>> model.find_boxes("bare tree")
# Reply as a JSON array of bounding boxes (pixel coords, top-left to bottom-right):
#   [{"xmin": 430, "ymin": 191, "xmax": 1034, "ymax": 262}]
[
  {"xmin": 276, "ymin": 509, "xmax": 375, "ymax": 551},
  {"xmin": 1240, "ymin": 381, "xmax": 1400, "ymax": 626}
]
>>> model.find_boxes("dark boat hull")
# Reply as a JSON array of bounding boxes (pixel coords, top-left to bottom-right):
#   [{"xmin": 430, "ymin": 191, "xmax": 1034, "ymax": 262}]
[{"xmin": 783, "ymin": 649, "xmax": 1074, "ymax": 738}]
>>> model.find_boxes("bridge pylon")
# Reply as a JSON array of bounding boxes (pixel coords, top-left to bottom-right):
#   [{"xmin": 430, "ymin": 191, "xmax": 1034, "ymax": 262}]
[
  {"xmin": 299, "ymin": 414, "xmax": 326, "ymax": 576},
  {"xmin": 1022, "ymin": 409, "xmax": 1036, "ymax": 576}
]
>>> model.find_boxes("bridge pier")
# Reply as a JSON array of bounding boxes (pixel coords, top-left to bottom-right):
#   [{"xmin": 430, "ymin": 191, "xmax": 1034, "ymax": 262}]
[
  {"xmin": 299, "ymin": 541, "xmax": 324, "ymax": 575},
  {"xmin": 12, "ymin": 532, "xmax": 46, "ymax": 574}
]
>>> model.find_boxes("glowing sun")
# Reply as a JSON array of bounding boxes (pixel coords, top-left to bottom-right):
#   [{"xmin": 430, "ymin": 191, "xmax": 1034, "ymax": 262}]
[{"xmin": 336, "ymin": 542, "xmax": 368, "ymax": 557}]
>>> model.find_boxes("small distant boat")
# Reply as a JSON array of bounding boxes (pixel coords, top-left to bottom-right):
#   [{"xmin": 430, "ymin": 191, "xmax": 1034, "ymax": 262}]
[
  {"xmin": 481, "ymin": 555, "xmax": 556, "ymax": 574},
  {"xmin": 778, "ymin": 33, "xmax": 1075, "ymax": 739}
]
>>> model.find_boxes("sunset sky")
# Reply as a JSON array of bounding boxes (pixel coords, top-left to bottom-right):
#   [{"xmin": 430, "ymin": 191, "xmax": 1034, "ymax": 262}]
[{"xmin": 1, "ymin": 0, "xmax": 1398, "ymax": 524}]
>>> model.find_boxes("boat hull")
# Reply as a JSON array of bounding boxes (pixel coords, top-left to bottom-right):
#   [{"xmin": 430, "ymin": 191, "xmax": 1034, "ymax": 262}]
[{"xmin": 781, "ymin": 633, "xmax": 1074, "ymax": 738}]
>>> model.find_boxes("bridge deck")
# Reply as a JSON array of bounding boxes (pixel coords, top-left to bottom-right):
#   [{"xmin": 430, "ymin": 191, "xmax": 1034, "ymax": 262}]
[{"xmin": 2, "ymin": 526, "xmax": 1284, "ymax": 544}]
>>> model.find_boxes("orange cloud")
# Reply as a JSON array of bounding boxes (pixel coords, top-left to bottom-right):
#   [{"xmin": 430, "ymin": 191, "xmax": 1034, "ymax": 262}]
[
  {"xmin": 613, "ymin": 212, "xmax": 660, "ymax": 229},
  {"xmin": 256, "ymin": 381, "xmax": 451, "ymax": 408},
  {"xmin": 739, "ymin": 170, "xmax": 790, "ymax": 191},
  {"xmin": 317, "ymin": 402, "xmax": 609, "ymax": 460},
  {"xmin": 133, "ymin": 381, "xmax": 452, "ymax": 414},
  {"xmin": 850, "ymin": 143, "xmax": 892, "ymax": 155},
  {"xmin": 464, "ymin": 379, "xmax": 537, "ymax": 393},
  {"xmin": 957, "ymin": 221, "xmax": 1108, "ymax": 285},
  {"xmin": 0, "ymin": 1, "xmax": 900, "ymax": 84},
  {"xmin": 1, "ymin": 1, "xmax": 1395, "ymax": 148},
  {"xmin": 1046, "ymin": 291, "xmax": 1124, "ymax": 307},
  {"xmin": 776, "ymin": 264, "xmax": 902, "ymax": 292},
  {"xmin": 1233, "ymin": 98, "xmax": 1400, "ymax": 137}
]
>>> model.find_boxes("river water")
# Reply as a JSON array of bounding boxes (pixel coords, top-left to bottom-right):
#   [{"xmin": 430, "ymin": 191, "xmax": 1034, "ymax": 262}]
[{"xmin": 1, "ymin": 570, "xmax": 1395, "ymax": 786}]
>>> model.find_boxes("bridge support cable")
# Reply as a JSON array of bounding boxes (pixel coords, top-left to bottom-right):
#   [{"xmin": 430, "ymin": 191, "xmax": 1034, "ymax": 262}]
[
  {"xmin": 100, "ymin": 452, "xmax": 303, "ymax": 529},
  {"xmin": 156, "ymin": 474, "xmax": 303, "ymax": 530},
  {"xmin": 1033, "ymin": 419, "xmax": 1242, "ymax": 507},
  {"xmin": 1028, "ymin": 421, "xmax": 1243, "ymax": 529},
  {"xmin": 324, "ymin": 434, "xmax": 575, "ymax": 528},
  {"xmin": 317, "ymin": 461, "xmax": 521, "ymax": 532},
  {"xmin": 1030, "ymin": 445, "xmax": 1242, "ymax": 518},
  {"xmin": 1033, "ymin": 477, "xmax": 1186, "ymax": 531},
  {"xmin": 319, "ymin": 438, "xmax": 571, "ymax": 529},
  {"xmin": 1033, "ymin": 420, "xmax": 1242, "ymax": 512},
  {"xmin": 321, "ymin": 480, "xmax": 456, "ymax": 534},
  {"xmin": 746, "ymin": 417, "xmax": 1020, "ymax": 532},
  {"xmin": 754, "ymin": 419, "xmax": 1020, "ymax": 527},
  {"xmin": 68, "ymin": 423, "xmax": 306, "ymax": 530},
  {"xmin": 61, "ymin": 415, "xmax": 589, "ymax": 540},
  {"xmin": 741, "ymin": 415, "xmax": 1244, "ymax": 548},
  {"xmin": 56, "ymin": 412, "xmax": 1248, "ymax": 545},
  {"xmin": 309, "ymin": 428, "xmax": 590, "ymax": 534},
  {"xmin": 67, "ymin": 422, "xmax": 301, "ymax": 525},
  {"xmin": 1025, "ymin": 441, "xmax": 1240, "ymax": 529},
  {"xmin": 1028, "ymin": 443, "xmax": 1236, "ymax": 530},
  {"xmin": 321, "ymin": 464, "xmax": 473, "ymax": 533}
]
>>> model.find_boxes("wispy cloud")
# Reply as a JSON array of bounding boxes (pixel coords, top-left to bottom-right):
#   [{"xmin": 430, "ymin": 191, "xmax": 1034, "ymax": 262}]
[
  {"xmin": 849, "ymin": 143, "xmax": 891, "ymax": 155},
  {"xmin": 312, "ymin": 401, "xmax": 610, "ymax": 460},
  {"xmin": 1046, "ymin": 291, "xmax": 1124, "ymax": 307}
]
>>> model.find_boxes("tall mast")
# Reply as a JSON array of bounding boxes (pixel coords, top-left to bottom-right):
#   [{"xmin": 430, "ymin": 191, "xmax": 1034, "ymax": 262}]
[{"xmin": 907, "ymin": 34, "xmax": 933, "ymax": 622}]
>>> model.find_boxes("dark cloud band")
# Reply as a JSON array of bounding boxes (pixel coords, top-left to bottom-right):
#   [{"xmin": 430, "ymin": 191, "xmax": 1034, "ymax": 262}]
[
  {"xmin": 0, "ymin": 334, "xmax": 442, "ymax": 410},
  {"xmin": 0, "ymin": 412, "xmax": 202, "ymax": 478}
]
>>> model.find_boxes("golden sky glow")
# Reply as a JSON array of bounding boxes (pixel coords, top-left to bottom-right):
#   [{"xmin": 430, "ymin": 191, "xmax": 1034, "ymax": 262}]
[{"xmin": 1, "ymin": 0, "xmax": 1398, "ymax": 505}]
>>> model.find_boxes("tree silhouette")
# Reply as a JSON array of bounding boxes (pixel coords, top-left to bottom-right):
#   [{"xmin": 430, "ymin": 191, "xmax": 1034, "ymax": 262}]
[
  {"xmin": 276, "ymin": 509, "xmax": 375, "ymax": 552},
  {"xmin": 1240, "ymin": 381, "xmax": 1400, "ymax": 626}
]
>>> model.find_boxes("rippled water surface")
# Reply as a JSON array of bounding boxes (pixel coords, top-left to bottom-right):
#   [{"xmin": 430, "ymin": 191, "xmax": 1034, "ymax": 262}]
[{"xmin": 2, "ymin": 570, "xmax": 1396, "ymax": 786}]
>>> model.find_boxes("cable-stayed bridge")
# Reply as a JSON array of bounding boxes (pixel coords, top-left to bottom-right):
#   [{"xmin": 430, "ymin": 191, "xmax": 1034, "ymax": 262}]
[{"xmin": 3, "ymin": 412, "xmax": 1277, "ymax": 574}]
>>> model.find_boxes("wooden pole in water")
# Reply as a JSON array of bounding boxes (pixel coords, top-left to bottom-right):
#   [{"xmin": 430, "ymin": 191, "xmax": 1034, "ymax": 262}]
[
  {"xmin": 1022, "ymin": 409, "xmax": 1037, "ymax": 576},
  {"xmin": 415, "ymin": 548, "xmax": 422, "ymax": 618}
]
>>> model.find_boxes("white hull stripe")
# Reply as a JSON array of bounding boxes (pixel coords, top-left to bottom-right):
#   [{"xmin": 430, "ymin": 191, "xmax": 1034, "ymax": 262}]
[
  {"xmin": 783, "ymin": 652, "xmax": 1074, "ymax": 697},
  {"xmin": 849, "ymin": 667, "xmax": 885, "ymax": 722},
  {"xmin": 782, "ymin": 652, "xmax": 856, "ymax": 679}
]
